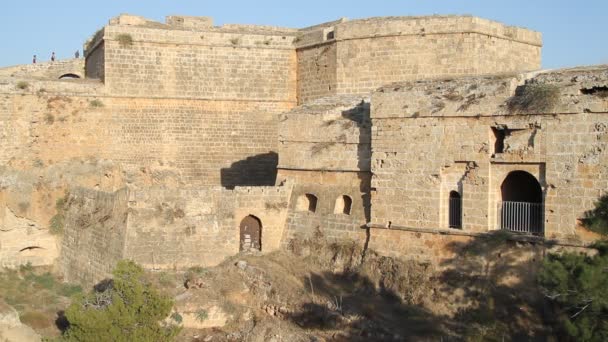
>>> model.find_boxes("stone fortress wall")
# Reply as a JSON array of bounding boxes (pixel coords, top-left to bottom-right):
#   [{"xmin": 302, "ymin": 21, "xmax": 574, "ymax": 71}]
[
  {"xmin": 295, "ymin": 16, "xmax": 541, "ymax": 103},
  {"xmin": 1, "ymin": 13, "xmax": 605, "ymax": 285}
]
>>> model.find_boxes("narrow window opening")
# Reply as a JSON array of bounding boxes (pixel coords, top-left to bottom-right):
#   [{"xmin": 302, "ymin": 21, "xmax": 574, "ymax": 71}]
[
  {"xmin": 334, "ymin": 195, "xmax": 352, "ymax": 215},
  {"xmin": 326, "ymin": 31, "xmax": 335, "ymax": 40},
  {"xmin": 449, "ymin": 191, "xmax": 462, "ymax": 229},
  {"xmin": 491, "ymin": 127, "xmax": 506, "ymax": 154},
  {"xmin": 296, "ymin": 193, "xmax": 318, "ymax": 213}
]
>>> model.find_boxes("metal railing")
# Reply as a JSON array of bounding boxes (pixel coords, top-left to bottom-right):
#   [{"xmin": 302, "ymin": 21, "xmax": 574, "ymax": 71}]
[
  {"xmin": 499, "ymin": 201, "xmax": 544, "ymax": 235},
  {"xmin": 449, "ymin": 197, "xmax": 462, "ymax": 229}
]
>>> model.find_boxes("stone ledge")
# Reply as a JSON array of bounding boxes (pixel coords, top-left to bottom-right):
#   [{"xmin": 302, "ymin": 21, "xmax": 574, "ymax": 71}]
[{"xmin": 366, "ymin": 223, "xmax": 592, "ymax": 248}]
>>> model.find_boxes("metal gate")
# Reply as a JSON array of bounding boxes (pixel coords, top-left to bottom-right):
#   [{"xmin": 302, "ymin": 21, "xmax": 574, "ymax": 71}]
[
  {"xmin": 240, "ymin": 215, "xmax": 261, "ymax": 251},
  {"xmin": 499, "ymin": 201, "xmax": 543, "ymax": 235}
]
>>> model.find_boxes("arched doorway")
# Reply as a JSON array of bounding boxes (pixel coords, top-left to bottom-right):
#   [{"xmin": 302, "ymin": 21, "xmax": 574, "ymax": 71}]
[
  {"xmin": 448, "ymin": 191, "xmax": 462, "ymax": 229},
  {"xmin": 239, "ymin": 215, "xmax": 262, "ymax": 252},
  {"xmin": 500, "ymin": 171, "xmax": 543, "ymax": 234},
  {"xmin": 58, "ymin": 73, "xmax": 81, "ymax": 79}
]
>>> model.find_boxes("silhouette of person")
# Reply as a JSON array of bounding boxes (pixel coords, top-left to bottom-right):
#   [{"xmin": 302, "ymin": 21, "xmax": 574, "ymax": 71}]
[
  {"xmin": 33, "ymin": 55, "xmax": 37, "ymax": 64},
  {"xmin": 51, "ymin": 52, "xmax": 56, "ymax": 62},
  {"xmin": 75, "ymin": 50, "xmax": 80, "ymax": 59}
]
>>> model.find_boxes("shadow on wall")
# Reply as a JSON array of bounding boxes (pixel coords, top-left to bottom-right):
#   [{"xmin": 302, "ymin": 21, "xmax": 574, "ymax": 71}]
[
  {"xmin": 342, "ymin": 100, "xmax": 372, "ymax": 223},
  {"xmin": 221, "ymin": 152, "xmax": 278, "ymax": 189}
]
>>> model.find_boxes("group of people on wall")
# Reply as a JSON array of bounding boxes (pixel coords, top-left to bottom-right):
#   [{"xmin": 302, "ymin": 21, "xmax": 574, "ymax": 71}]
[{"xmin": 32, "ymin": 50, "xmax": 80, "ymax": 64}]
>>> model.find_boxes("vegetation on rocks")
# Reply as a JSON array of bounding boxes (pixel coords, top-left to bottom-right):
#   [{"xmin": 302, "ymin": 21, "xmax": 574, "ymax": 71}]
[
  {"xmin": 538, "ymin": 196, "xmax": 608, "ymax": 341},
  {"xmin": 59, "ymin": 260, "xmax": 180, "ymax": 342},
  {"xmin": 539, "ymin": 242, "xmax": 608, "ymax": 341}
]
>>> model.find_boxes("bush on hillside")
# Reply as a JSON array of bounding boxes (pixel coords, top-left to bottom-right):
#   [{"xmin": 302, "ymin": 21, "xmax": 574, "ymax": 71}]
[
  {"xmin": 60, "ymin": 260, "xmax": 180, "ymax": 342},
  {"xmin": 538, "ymin": 242, "xmax": 608, "ymax": 341}
]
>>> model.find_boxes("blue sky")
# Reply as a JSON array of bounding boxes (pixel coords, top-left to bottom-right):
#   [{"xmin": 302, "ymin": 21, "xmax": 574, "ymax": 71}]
[{"xmin": 0, "ymin": 0, "xmax": 605, "ymax": 69}]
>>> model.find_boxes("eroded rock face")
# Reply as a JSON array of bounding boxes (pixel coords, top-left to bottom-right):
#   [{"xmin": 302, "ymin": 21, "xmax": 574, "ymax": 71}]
[
  {"xmin": 0, "ymin": 207, "xmax": 58, "ymax": 268},
  {"xmin": 0, "ymin": 300, "xmax": 41, "ymax": 342},
  {"xmin": 0, "ymin": 159, "xmax": 128, "ymax": 268}
]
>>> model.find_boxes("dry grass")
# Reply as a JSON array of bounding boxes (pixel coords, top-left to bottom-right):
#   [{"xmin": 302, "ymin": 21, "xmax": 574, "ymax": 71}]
[
  {"xmin": 311, "ymin": 142, "xmax": 336, "ymax": 155},
  {"xmin": 0, "ymin": 265, "xmax": 82, "ymax": 337},
  {"xmin": 507, "ymin": 83, "xmax": 560, "ymax": 113}
]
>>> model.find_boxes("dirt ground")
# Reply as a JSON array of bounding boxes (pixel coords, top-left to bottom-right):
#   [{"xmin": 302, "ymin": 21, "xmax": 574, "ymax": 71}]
[
  {"xmin": 0, "ymin": 230, "xmax": 556, "ymax": 341},
  {"xmin": 151, "ymin": 231, "xmax": 555, "ymax": 342}
]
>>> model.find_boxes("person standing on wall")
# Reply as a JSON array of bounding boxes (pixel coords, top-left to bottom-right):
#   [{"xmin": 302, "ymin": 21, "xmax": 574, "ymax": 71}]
[
  {"xmin": 51, "ymin": 52, "xmax": 56, "ymax": 62},
  {"xmin": 75, "ymin": 50, "xmax": 79, "ymax": 59},
  {"xmin": 32, "ymin": 55, "xmax": 36, "ymax": 64}
]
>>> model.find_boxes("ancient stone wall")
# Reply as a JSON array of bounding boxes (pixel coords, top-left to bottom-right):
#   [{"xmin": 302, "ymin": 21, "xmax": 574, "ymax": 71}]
[
  {"xmin": 0, "ymin": 79, "xmax": 106, "ymax": 168},
  {"xmin": 60, "ymin": 184, "xmax": 292, "ymax": 285},
  {"xmin": 98, "ymin": 18, "xmax": 297, "ymax": 101},
  {"xmin": 369, "ymin": 66, "xmax": 608, "ymax": 241},
  {"xmin": 277, "ymin": 95, "xmax": 371, "ymax": 245},
  {"xmin": 279, "ymin": 170, "xmax": 369, "ymax": 245},
  {"xmin": 0, "ymin": 59, "xmax": 84, "ymax": 79},
  {"xmin": 296, "ymin": 16, "xmax": 542, "ymax": 103},
  {"xmin": 60, "ymin": 187, "xmax": 129, "ymax": 286}
]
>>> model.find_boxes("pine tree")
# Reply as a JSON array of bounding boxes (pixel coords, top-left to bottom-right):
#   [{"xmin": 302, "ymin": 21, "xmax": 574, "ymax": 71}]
[{"xmin": 60, "ymin": 260, "xmax": 180, "ymax": 342}]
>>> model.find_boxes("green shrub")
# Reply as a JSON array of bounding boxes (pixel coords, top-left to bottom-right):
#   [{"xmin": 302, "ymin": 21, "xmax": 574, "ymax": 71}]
[
  {"xmin": 170, "ymin": 312, "xmax": 182, "ymax": 324},
  {"xmin": 89, "ymin": 99, "xmax": 104, "ymax": 108},
  {"xmin": 58, "ymin": 284, "xmax": 83, "ymax": 298},
  {"xmin": 29, "ymin": 272, "xmax": 56, "ymax": 290},
  {"xmin": 49, "ymin": 195, "xmax": 68, "ymax": 235},
  {"xmin": 60, "ymin": 260, "xmax": 180, "ymax": 342},
  {"xmin": 582, "ymin": 194, "xmax": 608, "ymax": 236},
  {"xmin": 45, "ymin": 114, "xmax": 55, "ymax": 125},
  {"xmin": 539, "ymin": 242, "xmax": 608, "ymax": 341},
  {"xmin": 196, "ymin": 309, "xmax": 208, "ymax": 322},
  {"xmin": 16, "ymin": 81, "xmax": 29, "ymax": 90},
  {"xmin": 116, "ymin": 33, "xmax": 133, "ymax": 47}
]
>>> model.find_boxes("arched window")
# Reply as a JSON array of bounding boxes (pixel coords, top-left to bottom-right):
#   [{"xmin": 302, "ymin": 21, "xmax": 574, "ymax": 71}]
[
  {"xmin": 500, "ymin": 171, "xmax": 543, "ymax": 234},
  {"xmin": 334, "ymin": 195, "xmax": 353, "ymax": 215},
  {"xmin": 449, "ymin": 191, "xmax": 462, "ymax": 229},
  {"xmin": 296, "ymin": 193, "xmax": 318, "ymax": 213}
]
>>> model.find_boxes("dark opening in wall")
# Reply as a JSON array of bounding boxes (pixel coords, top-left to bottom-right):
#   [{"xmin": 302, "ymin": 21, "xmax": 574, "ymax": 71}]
[
  {"xmin": 449, "ymin": 191, "xmax": 462, "ymax": 229},
  {"xmin": 581, "ymin": 86, "xmax": 608, "ymax": 98},
  {"xmin": 492, "ymin": 127, "xmax": 506, "ymax": 154},
  {"xmin": 59, "ymin": 73, "xmax": 81, "ymax": 79},
  {"xmin": 334, "ymin": 195, "xmax": 352, "ymax": 215},
  {"xmin": 326, "ymin": 31, "xmax": 335, "ymax": 40},
  {"xmin": 296, "ymin": 193, "xmax": 318, "ymax": 213}
]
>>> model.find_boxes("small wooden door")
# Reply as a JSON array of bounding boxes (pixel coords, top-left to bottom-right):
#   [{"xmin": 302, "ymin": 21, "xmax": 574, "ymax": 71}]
[{"xmin": 239, "ymin": 215, "xmax": 261, "ymax": 251}]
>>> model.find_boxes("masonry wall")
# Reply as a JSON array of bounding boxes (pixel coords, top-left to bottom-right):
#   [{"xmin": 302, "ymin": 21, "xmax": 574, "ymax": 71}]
[
  {"xmin": 279, "ymin": 170, "xmax": 369, "ymax": 245},
  {"xmin": 296, "ymin": 43, "xmax": 337, "ymax": 104},
  {"xmin": 278, "ymin": 95, "xmax": 370, "ymax": 171},
  {"xmin": 0, "ymin": 80, "xmax": 107, "ymax": 168},
  {"xmin": 60, "ymin": 187, "xmax": 129, "ymax": 286},
  {"xmin": 100, "ymin": 23, "xmax": 297, "ymax": 101},
  {"xmin": 123, "ymin": 184, "xmax": 292, "ymax": 271},
  {"xmin": 296, "ymin": 16, "xmax": 542, "ymax": 103},
  {"xmin": 108, "ymin": 97, "xmax": 283, "ymax": 186},
  {"xmin": 369, "ymin": 67, "xmax": 608, "ymax": 241},
  {"xmin": 85, "ymin": 40, "xmax": 105, "ymax": 80}
]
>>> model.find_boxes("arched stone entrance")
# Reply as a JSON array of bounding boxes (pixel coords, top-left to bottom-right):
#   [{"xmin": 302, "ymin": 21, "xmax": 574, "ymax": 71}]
[
  {"xmin": 500, "ymin": 171, "xmax": 543, "ymax": 234},
  {"xmin": 239, "ymin": 215, "xmax": 262, "ymax": 252}
]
